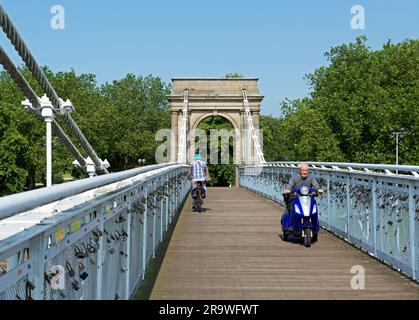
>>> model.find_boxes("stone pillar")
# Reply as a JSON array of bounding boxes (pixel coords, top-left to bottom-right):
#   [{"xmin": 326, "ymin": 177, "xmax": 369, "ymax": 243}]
[
  {"xmin": 177, "ymin": 112, "xmax": 188, "ymax": 163},
  {"xmin": 170, "ymin": 111, "xmax": 178, "ymax": 162}
]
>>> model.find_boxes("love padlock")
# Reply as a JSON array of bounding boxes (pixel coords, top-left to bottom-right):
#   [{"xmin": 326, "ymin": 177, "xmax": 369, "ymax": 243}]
[
  {"xmin": 71, "ymin": 280, "xmax": 80, "ymax": 291},
  {"xmin": 121, "ymin": 229, "xmax": 129, "ymax": 240},
  {"xmin": 81, "ymin": 243, "xmax": 89, "ymax": 255},
  {"xmin": 57, "ymin": 290, "xmax": 66, "ymax": 299},
  {"xmin": 92, "ymin": 229, "xmax": 103, "ymax": 239},
  {"xmin": 66, "ymin": 261, "xmax": 75, "ymax": 278},
  {"xmin": 78, "ymin": 262, "xmax": 88, "ymax": 280},
  {"xmin": 87, "ymin": 244, "xmax": 97, "ymax": 254},
  {"xmin": 89, "ymin": 236, "xmax": 99, "ymax": 247},
  {"xmin": 74, "ymin": 245, "xmax": 87, "ymax": 259},
  {"xmin": 114, "ymin": 230, "xmax": 122, "ymax": 241}
]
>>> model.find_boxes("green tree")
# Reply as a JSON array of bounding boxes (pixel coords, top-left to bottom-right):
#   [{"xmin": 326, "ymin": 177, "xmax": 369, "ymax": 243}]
[
  {"xmin": 0, "ymin": 68, "xmax": 172, "ymax": 194},
  {"xmin": 278, "ymin": 99, "xmax": 344, "ymax": 161},
  {"xmin": 277, "ymin": 36, "xmax": 418, "ymax": 165},
  {"xmin": 100, "ymin": 74, "xmax": 171, "ymax": 171},
  {"xmin": 259, "ymin": 114, "xmax": 293, "ymax": 161},
  {"xmin": 224, "ymin": 73, "xmax": 244, "ymax": 78},
  {"xmin": 305, "ymin": 36, "xmax": 419, "ymax": 164}
]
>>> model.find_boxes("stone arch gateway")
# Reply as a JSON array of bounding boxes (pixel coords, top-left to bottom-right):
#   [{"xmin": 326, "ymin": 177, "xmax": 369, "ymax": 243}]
[{"xmin": 167, "ymin": 78, "xmax": 265, "ymax": 166}]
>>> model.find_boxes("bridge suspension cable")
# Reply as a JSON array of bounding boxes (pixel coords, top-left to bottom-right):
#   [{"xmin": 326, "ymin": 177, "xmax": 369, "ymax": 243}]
[
  {"xmin": 0, "ymin": 45, "xmax": 87, "ymax": 169},
  {"xmin": 0, "ymin": 4, "xmax": 108, "ymax": 174},
  {"xmin": 242, "ymin": 89, "xmax": 265, "ymax": 164}
]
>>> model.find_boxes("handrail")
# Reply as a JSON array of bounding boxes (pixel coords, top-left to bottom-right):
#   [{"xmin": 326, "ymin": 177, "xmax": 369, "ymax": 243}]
[
  {"xmin": 0, "ymin": 163, "xmax": 179, "ymax": 220},
  {"xmin": 244, "ymin": 161, "xmax": 419, "ymax": 177}
]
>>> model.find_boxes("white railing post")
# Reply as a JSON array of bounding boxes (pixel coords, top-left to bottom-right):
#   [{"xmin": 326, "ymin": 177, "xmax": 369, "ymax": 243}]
[
  {"xmin": 142, "ymin": 187, "xmax": 148, "ymax": 280},
  {"xmin": 372, "ymin": 178, "xmax": 378, "ymax": 257},
  {"xmin": 327, "ymin": 174, "xmax": 331, "ymax": 230},
  {"xmin": 408, "ymin": 181, "xmax": 417, "ymax": 280},
  {"xmin": 124, "ymin": 208, "xmax": 131, "ymax": 299},
  {"xmin": 28, "ymin": 234, "xmax": 47, "ymax": 300},
  {"xmin": 95, "ymin": 207, "xmax": 105, "ymax": 299},
  {"xmin": 160, "ymin": 197, "xmax": 163, "ymax": 243},
  {"xmin": 346, "ymin": 176, "xmax": 351, "ymax": 243},
  {"xmin": 152, "ymin": 192, "xmax": 156, "ymax": 258}
]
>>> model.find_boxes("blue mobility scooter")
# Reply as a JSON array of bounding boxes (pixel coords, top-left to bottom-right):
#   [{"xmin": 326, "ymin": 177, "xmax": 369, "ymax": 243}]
[{"xmin": 281, "ymin": 186, "xmax": 320, "ymax": 247}]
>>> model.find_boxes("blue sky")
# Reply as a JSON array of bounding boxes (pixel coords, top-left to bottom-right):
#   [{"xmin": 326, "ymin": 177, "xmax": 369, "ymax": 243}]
[{"xmin": 1, "ymin": 0, "xmax": 418, "ymax": 116}]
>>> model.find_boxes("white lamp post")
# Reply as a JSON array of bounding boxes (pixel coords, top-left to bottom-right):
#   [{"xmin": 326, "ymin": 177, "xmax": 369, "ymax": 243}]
[
  {"xmin": 85, "ymin": 157, "xmax": 96, "ymax": 178},
  {"xmin": 22, "ymin": 94, "xmax": 54, "ymax": 187},
  {"xmin": 389, "ymin": 128, "xmax": 405, "ymax": 174},
  {"xmin": 22, "ymin": 94, "xmax": 74, "ymax": 187},
  {"xmin": 41, "ymin": 97, "xmax": 53, "ymax": 187}
]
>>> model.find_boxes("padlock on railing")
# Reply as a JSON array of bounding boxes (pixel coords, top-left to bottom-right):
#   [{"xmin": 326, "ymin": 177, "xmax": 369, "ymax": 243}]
[
  {"xmin": 74, "ymin": 245, "xmax": 87, "ymax": 259},
  {"xmin": 44, "ymin": 272, "xmax": 52, "ymax": 286},
  {"xmin": 114, "ymin": 230, "xmax": 122, "ymax": 241},
  {"xmin": 66, "ymin": 261, "xmax": 76, "ymax": 278},
  {"xmin": 71, "ymin": 280, "xmax": 80, "ymax": 291},
  {"xmin": 57, "ymin": 289, "xmax": 66, "ymax": 299},
  {"xmin": 89, "ymin": 236, "xmax": 100, "ymax": 250},
  {"xmin": 115, "ymin": 215, "xmax": 126, "ymax": 224},
  {"xmin": 121, "ymin": 229, "xmax": 129, "ymax": 240},
  {"xmin": 25, "ymin": 280, "xmax": 36, "ymax": 300},
  {"xmin": 104, "ymin": 229, "xmax": 112, "ymax": 243},
  {"xmin": 81, "ymin": 243, "xmax": 89, "ymax": 256},
  {"xmin": 78, "ymin": 262, "xmax": 88, "ymax": 280},
  {"xmin": 87, "ymin": 244, "xmax": 97, "ymax": 254},
  {"xmin": 92, "ymin": 228, "xmax": 103, "ymax": 238}
]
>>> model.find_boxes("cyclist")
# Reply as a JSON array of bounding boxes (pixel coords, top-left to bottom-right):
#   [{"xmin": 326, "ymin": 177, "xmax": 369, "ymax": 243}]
[{"xmin": 188, "ymin": 152, "xmax": 208, "ymax": 210}]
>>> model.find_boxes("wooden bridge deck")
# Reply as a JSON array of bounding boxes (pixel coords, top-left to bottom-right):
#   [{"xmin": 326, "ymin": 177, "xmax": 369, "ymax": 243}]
[{"xmin": 150, "ymin": 187, "xmax": 419, "ymax": 300}]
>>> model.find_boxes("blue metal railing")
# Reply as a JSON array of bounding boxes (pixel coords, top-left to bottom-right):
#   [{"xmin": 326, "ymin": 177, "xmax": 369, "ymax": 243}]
[
  {"xmin": 239, "ymin": 162, "xmax": 419, "ymax": 282},
  {"xmin": 0, "ymin": 164, "xmax": 191, "ymax": 300}
]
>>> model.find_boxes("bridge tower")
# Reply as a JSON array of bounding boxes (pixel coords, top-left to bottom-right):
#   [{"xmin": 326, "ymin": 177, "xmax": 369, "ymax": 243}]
[{"xmin": 167, "ymin": 78, "xmax": 265, "ymax": 169}]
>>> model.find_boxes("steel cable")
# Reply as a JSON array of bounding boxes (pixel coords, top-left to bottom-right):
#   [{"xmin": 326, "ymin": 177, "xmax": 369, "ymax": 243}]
[
  {"xmin": 0, "ymin": 4, "xmax": 108, "ymax": 174},
  {"xmin": 0, "ymin": 44, "xmax": 87, "ymax": 168}
]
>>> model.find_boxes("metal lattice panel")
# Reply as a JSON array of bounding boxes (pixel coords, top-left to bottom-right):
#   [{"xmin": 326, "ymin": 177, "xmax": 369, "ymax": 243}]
[
  {"xmin": 0, "ymin": 165, "xmax": 190, "ymax": 300},
  {"xmin": 239, "ymin": 162, "xmax": 419, "ymax": 281}
]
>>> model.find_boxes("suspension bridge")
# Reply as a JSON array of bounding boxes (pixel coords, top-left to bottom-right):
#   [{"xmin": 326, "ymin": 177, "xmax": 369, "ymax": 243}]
[{"xmin": 0, "ymin": 4, "xmax": 418, "ymax": 300}]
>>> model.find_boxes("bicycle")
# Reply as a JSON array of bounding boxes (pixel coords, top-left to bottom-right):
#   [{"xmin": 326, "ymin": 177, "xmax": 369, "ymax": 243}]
[{"xmin": 193, "ymin": 180, "xmax": 205, "ymax": 213}]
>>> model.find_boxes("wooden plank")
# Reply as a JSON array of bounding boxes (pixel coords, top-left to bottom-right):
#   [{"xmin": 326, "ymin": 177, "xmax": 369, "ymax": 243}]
[{"xmin": 150, "ymin": 187, "xmax": 419, "ymax": 300}]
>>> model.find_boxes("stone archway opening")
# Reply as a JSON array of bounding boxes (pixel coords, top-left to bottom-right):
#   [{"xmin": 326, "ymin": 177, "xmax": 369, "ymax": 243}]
[{"xmin": 195, "ymin": 115, "xmax": 236, "ymax": 186}]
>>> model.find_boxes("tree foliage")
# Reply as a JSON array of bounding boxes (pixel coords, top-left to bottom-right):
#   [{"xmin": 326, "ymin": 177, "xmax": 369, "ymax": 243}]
[
  {"xmin": 269, "ymin": 36, "xmax": 418, "ymax": 164},
  {"xmin": 197, "ymin": 116, "xmax": 235, "ymax": 186},
  {"xmin": 0, "ymin": 68, "xmax": 170, "ymax": 194},
  {"xmin": 224, "ymin": 73, "xmax": 244, "ymax": 78}
]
